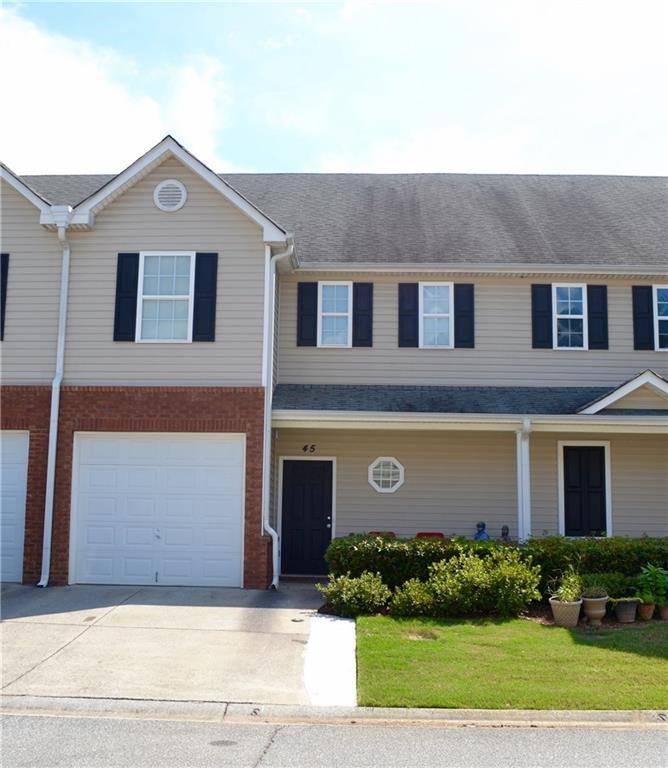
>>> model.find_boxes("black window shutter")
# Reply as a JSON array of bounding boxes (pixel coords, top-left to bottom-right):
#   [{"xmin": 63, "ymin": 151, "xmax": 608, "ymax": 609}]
[
  {"xmin": 352, "ymin": 282, "xmax": 373, "ymax": 347},
  {"xmin": 587, "ymin": 285, "xmax": 608, "ymax": 350},
  {"xmin": 632, "ymin": 285, "xmax": 654, "ymax": 350},
  {"xmin": 454, "ymin": 283, "xmax": 474, "ymax": 348},
  {"xmin": 192, "ymin": 253, "xmax": 218, "ymax": 342},
  {"xmin": 297, "ymin": 282, "xmax": 318, "ymax": 346},
  {"xmin": 113, "ymin": 253, "xmax": 139, "ymax": 341},
  {"xmin": 398, "ymin": 283, "xmax": 419, "ymax": 347},
  {"xmin": 531, "ymin": 284, "xmax": 553, "ymax": 348},
  {"xmin": 0, "ymin": 253, "xmax": 8, "ymax": 341}
]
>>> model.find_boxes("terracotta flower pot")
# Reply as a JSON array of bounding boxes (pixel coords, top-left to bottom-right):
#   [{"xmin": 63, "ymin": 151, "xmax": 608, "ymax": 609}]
[
  {"xmin": 658, "ymin": 605, "xmax": 668, "ymax": 620},
  {"xmin": 549, "ymin": 597, "xmax": 582, "ymax": 628},
  {"xmin": 638, "ymin": 603, "xmax": 655, "ymax": 621},
  {"xmin": 582, "ymin": 596, "xmax": 608, "ymax": 626},
  {"xmin": 614, "ymin": 600, "xmax": 639, "ymax": 623}
]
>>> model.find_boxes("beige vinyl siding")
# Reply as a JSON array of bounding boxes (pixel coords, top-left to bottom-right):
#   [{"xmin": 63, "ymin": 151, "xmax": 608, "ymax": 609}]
[
  {"xmin": 274, "ymin": 429, "xmax": 518, "ymax": 540},
  {"xmin": 0, "ymin": 182, "xmax": 61, "ymax": 383},
  {"xmin": 272, "ymin": 276, "xmax": 280, "ymax": 389},
  {"xmin": 274, "ymin": 428, "xmax": 667, "ymax": 542},
  {"xmin": 277, "ymin": 273, "xmax": 668, "ymax": 386},
  {"xmin": 605, "ymin": 387, "xmax": 668, "ymax": 410},
  {"xmin": 64, "ymin": 157, "xmax": 266, "ymax": 385},
  {"xmin": 531, "ymin": 432, "xmax": 668, "ymax": 538}
]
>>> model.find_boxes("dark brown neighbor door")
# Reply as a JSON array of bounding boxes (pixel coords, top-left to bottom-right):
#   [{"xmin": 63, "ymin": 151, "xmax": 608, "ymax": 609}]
[
  {"xmin": 563, "ymin": 446, "xmax": 607, "ymax": 537},
  {"xmin": 281, "ymin": 460, "xmax": 333, "ymax": 575}
]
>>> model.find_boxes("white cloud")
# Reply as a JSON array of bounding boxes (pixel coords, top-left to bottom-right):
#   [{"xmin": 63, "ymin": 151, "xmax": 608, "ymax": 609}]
[
  {"xmin": 319, "ymin": 124, "xmax": 534, "ymax": 173},
  {"xmin": 0, "ymin": 8, "xmax": 235, "ymax": 173}
]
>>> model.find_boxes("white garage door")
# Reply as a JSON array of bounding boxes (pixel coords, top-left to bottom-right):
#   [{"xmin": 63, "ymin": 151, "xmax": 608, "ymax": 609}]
[
  {"xmin": 1, "ymin": 431, "xmax": 29, "ymax": 583},
  {"xmin": 72, "ymin": 433, "xmax": 245, "ymax": 587}
]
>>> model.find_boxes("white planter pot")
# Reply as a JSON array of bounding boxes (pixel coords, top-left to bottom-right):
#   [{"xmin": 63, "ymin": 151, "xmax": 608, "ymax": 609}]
[{"xmin": 549, "ymin": 596, "xmax": 582, "ymax": 628}]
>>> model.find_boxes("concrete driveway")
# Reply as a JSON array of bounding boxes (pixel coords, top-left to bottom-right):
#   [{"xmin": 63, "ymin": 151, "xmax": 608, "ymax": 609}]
[{"xmin": 1, "ymin": 581, "xmax": 321, "ymax": 705}]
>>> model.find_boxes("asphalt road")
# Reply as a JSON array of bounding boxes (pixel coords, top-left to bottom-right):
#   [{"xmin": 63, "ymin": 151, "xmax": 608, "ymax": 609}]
[{"xmin": 2, "ymin": 714, "xmax": 667, "ymax": 768}]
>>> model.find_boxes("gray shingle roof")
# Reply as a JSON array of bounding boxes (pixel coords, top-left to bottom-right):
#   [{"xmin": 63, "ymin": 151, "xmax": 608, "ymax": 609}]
[
  {"xmin": 21, "ymin": 172, "xmax": 667, "ymax": 267},
  {"xmin": 272, "ymin": 384, "xmax": 615, "ymax": 415}
]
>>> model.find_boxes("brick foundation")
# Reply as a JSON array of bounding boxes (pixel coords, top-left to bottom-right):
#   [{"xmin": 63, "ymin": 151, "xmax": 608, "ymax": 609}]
[
  {"xmin": 3, "ymin": 385, "xmax": 271, "ymax": 589},
  {"xmin": 0, "ymin": 385, "xmax": 52, "ymax": 583}
]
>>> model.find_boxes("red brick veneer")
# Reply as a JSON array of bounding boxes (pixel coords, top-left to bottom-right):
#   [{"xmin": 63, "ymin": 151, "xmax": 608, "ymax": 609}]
[
  {"xmin": 48, "ymin": 386, "xmax": 270, "ymax": 588},
  {"xmin": 0, "ymin": 385, "xmax": 52, "ymax": 583}
]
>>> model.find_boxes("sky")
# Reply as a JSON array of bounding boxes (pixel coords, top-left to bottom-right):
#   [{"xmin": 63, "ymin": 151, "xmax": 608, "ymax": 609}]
[{"xmin": 1, "ymin": 1, "xmax": 667, "ymax": 175}]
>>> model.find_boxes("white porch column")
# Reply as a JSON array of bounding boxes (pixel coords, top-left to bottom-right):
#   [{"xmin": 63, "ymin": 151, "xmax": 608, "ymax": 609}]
[{"xmin": 516, "ymin": 418, "xmax": 532, "ymax": 541}]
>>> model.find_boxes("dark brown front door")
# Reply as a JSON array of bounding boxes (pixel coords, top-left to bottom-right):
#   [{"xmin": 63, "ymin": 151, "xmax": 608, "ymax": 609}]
[
  {"xmin": 281, "ymin": 460, "xmax": 332, "ymax": 575},
  {"xmin": 563, "ymin": 446, "xmax": 607, "ymax": 537}
]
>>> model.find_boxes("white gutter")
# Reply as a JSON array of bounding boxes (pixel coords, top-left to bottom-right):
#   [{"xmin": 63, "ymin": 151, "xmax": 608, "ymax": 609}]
[
  {"xmin": 261, "ymin": 238, "xmax": 295, "ymax": 588},
  {"xmin": 38, "ymin": 206, "xmax": 73, "ymax": 587},
  {"xmin": 293, "ymin": 262, "xmax": 668, "ymax": 278}
]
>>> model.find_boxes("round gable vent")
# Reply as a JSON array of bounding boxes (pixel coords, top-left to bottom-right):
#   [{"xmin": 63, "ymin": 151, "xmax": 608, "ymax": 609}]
[{"xmin": 154, "ymin": 179, "xmax": 187, "ymax": 212}]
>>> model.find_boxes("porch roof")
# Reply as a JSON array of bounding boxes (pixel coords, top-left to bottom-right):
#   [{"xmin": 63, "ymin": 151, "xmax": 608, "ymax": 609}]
[{"xmin": 272, "ymin": 384, "xmax": 613, "ymax": 415}]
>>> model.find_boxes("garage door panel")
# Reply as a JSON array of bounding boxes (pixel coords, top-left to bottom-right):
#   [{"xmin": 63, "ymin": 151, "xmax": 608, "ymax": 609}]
[
  {"xmin": 1, "ymin": 432, "xmax": 29, "ymax": 583},
  {"xmin": 73, "ymin": 433, "xmax": 244, "ymax": 587}
]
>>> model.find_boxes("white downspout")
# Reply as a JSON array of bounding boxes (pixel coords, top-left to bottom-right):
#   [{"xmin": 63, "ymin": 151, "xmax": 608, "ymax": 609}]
[
  {"xmin": 37, "ymin": 207, "xmax": 73, "ymax": 587},
  {"xmin": 261, "ymin": 238, "xmax": 294, "ymax": 588}
]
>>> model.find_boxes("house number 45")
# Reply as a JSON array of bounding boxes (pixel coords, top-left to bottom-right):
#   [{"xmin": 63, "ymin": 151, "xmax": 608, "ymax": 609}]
[{"xmin": 302, "ymin": 444, "xmax": 317, "ymax": 454}]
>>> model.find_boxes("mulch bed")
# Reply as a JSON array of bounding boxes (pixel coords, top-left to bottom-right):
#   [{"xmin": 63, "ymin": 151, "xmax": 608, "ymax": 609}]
[{"xmin": 319, "ymin": 600, "xmax": 665, "ymax": 630}]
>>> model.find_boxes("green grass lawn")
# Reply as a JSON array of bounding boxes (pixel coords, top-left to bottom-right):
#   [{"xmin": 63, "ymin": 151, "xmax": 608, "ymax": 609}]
[{"xmin": 356, "ymin": 616, "xmax": 668, "ymax": 709}]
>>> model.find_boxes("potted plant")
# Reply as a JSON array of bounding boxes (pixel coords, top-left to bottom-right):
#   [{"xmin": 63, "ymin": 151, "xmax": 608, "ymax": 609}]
[
  {"xmin": 581, "ymin": 585, "xmax": 608, "ymax": 626},
  {"xmin": 612, "ymin": 597, "xmax": 640, "ymax": 623},
  {"xmin": 638, "ymin": 564, "xmax": 668, "ymax": 620},
  {"xmin": 637, "ymin": 593, "xmax": 655, "ymax": 621},
  {"xmin": 549, "ymin": 568, "xmax": 583, "ymax": 628}
]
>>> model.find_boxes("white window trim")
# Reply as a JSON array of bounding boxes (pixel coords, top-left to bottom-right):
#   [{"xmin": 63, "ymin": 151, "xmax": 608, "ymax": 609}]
[
  {"xmin": 135, "ymin": 251, "xmax": 196, "ymax": 344},
  {"xmin": 368, "ymin": 456, "xmax": 405, "ymax": 494},
  {"xmin": 557, "ymin": 440, "xmax": 612, "ymax": 538},
  {"xmin": 552, "ymin": 283, "xmax": 588, "ymax": 350},
  {"xmin": 317, "ymin": 281, "xmax": 353, "ymax": 348},
  {"xmin": 653, "ymin": 284, "xmax": 668, "ymax": 351},
  {"xmin": 419, "ymin": 282, "xmax": 454, "ymax": 349}
]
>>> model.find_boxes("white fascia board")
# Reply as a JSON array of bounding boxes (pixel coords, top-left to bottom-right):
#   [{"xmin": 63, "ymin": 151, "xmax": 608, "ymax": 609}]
[
  {"xmin": 578, "ymin": 370, "xmax": 668, "ymax": 414},
  {"xmin": 0, "ymin": 164, "xmax": 51, "ymax": 213},
  {"xmin": 294, "ymin": 262, "xmax": 667, "ymax": 278},
  {"xmin": 272, "ymin": 409, "xmax": 668, "ymax": 434},
  {"xmin": 272, "ymin": 410, "xmax": 523, "ymax": 431},
  {"xmin": 72, "ymin": 136, "xmax": 287, "ymax": 243}
]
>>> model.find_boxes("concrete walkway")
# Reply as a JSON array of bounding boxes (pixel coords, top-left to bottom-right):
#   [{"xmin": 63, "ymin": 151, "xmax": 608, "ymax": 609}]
[{"xmin": 1, "ymin": 582, "xmax": 321, "ymax": 705}]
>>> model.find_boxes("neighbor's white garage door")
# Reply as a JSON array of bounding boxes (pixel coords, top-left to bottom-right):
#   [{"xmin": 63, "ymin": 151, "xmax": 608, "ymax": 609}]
[
  {"xmin": 72, "ymin": 433, "xmax": 245, "ymax": 587},
  {"xmin": 1, "ymin": 431, "xmax": 29, "ymax": 583}
]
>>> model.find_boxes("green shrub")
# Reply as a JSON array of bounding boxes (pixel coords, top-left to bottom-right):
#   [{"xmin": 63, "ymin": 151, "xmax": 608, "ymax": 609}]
[
  {"xmin": 425, "ymin": 548, "xmax": 540, "ymax": 618},
  {"xmin": 325, "ymin": 535, "xmax": 668, "ymax": 595},
  {"xmin": 325, "ymin": 535, "xmax": 497, "ymax": 589},
  {"xmin": 523, "ymin": 537, "xmax": 668, "ymax": 592},
  {"xmin": 581, "ymin": 572, "xmax": 637, "ymax": 598},
  {"xmin": 550, "ymin": 567, "xmax": 583, "ymax": 602},
  {"xmin": 316, "ymin": 572, "xmax": 391, "ymax": 618},
  {"xmin": 389, "ymin": 578, "xmax": 434, "ymax": 617},
  {"xmin": 637, "ymin": 564, "xmax": 668, "ymax": 605}
]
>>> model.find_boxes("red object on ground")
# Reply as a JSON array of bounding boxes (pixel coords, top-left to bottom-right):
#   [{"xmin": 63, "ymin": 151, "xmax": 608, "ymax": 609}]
[{"xmin": 416, "ymin": 531, "xmax": 445, "ymax": 539}]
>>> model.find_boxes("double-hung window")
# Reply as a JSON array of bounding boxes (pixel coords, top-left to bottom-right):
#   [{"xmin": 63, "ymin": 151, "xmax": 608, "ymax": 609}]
[
  {"xmin": 654, "ymin": 286, "xmax": 668, "ymax": 351},
  {"xmin": 136, "ymin": 251, "xmax": 195, "ymax": 342},
  {"xmin": 419, "ymin": 282, "xmax": 453, "ymax": 348},
  {"xmin": 318, "ymin": 282, "xmax": 352, "ymax": 347},
  {"xmin": 552, "ymin": 284, "xmax": 588, "ymax": 349}
]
